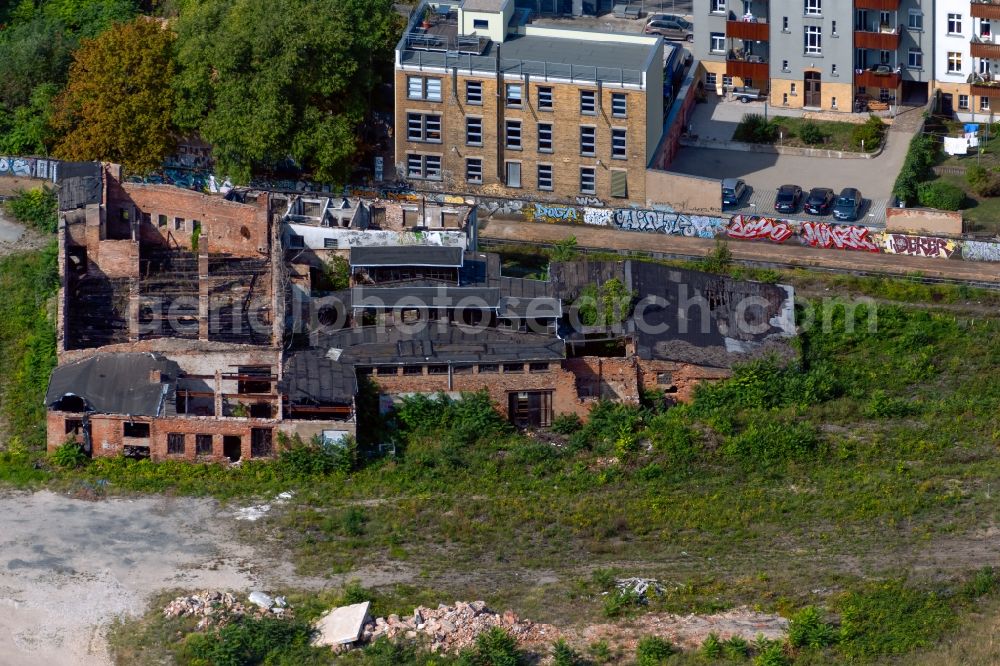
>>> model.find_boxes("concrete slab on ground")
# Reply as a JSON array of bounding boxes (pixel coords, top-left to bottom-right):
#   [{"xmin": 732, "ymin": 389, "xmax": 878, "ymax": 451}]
[{"xmin": 313, "ymin": 601, "xmax": 372, "ymax": 647}]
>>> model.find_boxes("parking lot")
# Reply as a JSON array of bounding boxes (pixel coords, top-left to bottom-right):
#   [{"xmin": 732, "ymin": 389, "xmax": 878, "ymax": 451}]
[{"xmin": 669, "ymin": 98, "xmax": 924, "ymax": 227}]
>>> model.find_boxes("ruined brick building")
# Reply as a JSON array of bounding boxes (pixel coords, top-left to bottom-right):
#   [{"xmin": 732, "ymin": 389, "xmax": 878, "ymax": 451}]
[{"xmin": 46, "ymin": 164, "xmax": 795, "ymax": 461}]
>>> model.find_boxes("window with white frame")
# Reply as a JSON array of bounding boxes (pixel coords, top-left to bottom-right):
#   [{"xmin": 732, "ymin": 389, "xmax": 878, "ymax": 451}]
[
  {"xmin": 947, "ymin": 13, "xmax": 962, "ymax": 35},
  {"xmin": 980, "ymin": 58, "xmax": 992, "ymax": 75},
  {"xmin": 537, "ymin": 86, "xmax": 553, "ymax": 109},
  {"xmin": 981, "ymin": 95, "xmax": 991, "ymax": 111},
  {"xmin": 538, "ymin": 123, "xmax": 553, "ymax": 152},
  {"xmin": 611, "ymin": 128, "xmax": 626, "ymax": 159},
  {"xmin": 947, "ymin": 52, "xmax": 962, "ymax": 73},
  {"xmin": 611, "ymin": 92, "xmax": 627, "ymax": 117},
  {"xmin": 959, "ymin": 94, "xmax": 970, "ymax": 110},
  {"xmin": 466, "ymin": 158, "xmax": 483, "ymax": 184},
  {"xmin": 505, "ymin": 119, "xmax": 521, "ymax": 149},
  {"xmin": 406, "ymin": 113, "xmax": 441, "ymax": 142},
  {"xmin": 580, "ymin": 167, "xmax": 596, "ymax": 195},
  {"xmin": 466, "ymin": 117, "xmax": 482, "ymax": 145},
  {"xmin": 705, "ymin": 72, "xmax": 717, "ymax": 86},
  {"xmin": 580, "ymin": 126, "xmax": 596, "ymax": 156},
  {"xmin": 466, "ymin": 80, "xmax": 483, "ymax": 104},
  {"xmin": 710, "ymin": 32, "xmax": 725, "ymax": 53},
  {"xmin": 723, "ymin": 75, "xmax": 733, "ymax": 87},
  {"xmin": 506, "ymin": 83, "xmax": 522, "ymax": 107},
  {"xmin": 406, "ymin": 154, "xmax": 441, "ymax": 180},
  {"xmin": 537, "ymin": 164, "xmax": 553, "ymax": 191},
  {"xmin": 804, "ymin": 0, "xmax": 821, "ymax": 16},
  {"xmin": 982, "ymin": 20, "xmax": 992, "ymax": 39},
  {"xmin": 711, "ymin": 0, "xmax": 725, "ymax": 12},
  {"xmin": 506, "ymin": 161, "xmax": 521, "ymax": 188},
  {"xmin": 907, "ymin": 10, "xmax": 922, "ymax": 30},
  {"xmin": 580, "ymin": 90, "xmax": 596, "ymax": 114},
  {"xmin": 907, "ymin": 48, "xmax": 922, "ymax": 69},
  {"xmin": 804, "ymin": 26, "xmax": 822, "ymax": 54}
]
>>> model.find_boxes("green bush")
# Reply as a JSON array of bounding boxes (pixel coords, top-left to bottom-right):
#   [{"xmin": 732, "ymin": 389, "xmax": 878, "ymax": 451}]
[
  {"xmin": 182, "ymin": 615, "xmax": 328, "ymax": 665},
  {"xmin": 893, "ymin": 133, "xmax": 940, "ymax": 205},
  {"xmin": 798, "ymin": 122, "xmax": 826, "ymax": 146},
  {"xmin": 635, "ymin": 636, "xmax": 676, "ymax": 665},
  {"xmin": 863, "ymin": 390, "xmax": 913, "ymax": 418},
  {"xmin": 966, "ymin": 164, "xmax": 988, "ymax": 187},
  {"xmin": 395, "ymin": 391, "xmax": 511, "ymax": 446},
  {"xmin": 552, "ymin": 638, "xmax": 581, "ymax": 666},
  {"xmin": 851, "ymin": 115, "xmax": 886, "ymax": 151},
  {"xmin": 723, "ymin": 636, "xmax": 751, "ymax": 659},
  {"xmin": 50, "ymin": 442, "xmax": 88, "ymax": 469},
  {"xmin": 700, "ymin": 632, "xmax": 723, "ymax": 658},
  {"xmin": 753, "ymin": 642, "xmax": 789, "ymax": 666},
  {"xmin": 962, "ymin": 566, "xmax": 998, "ymax": 600},
  {"xmin": 734, "ymin": 113, "xmax": 779, "ymax": 144},
  {"xmin": 788, "ymin": 606, "xmax": 837, "ymax": 649},
  {"xmin": 277, "ymin": 434, "xmax": 357, "ymax": 475},
  {"xmin": 917, "ymin": 180, "xmax": 965, "ymax": 210},
  {"xmin": 5, "ymin": 187, "xmax": 57, "ymax": 233},
  {"xmin": 551, "ymin": 413, "xmax": 583, "ymax": 435},
  {"xmin": 458, "ymin": 627, "xmax": 522, "ymax": 666},
  {"xmin": 722, "ymin": 417, "xmax": 820, "ymax": 470}
]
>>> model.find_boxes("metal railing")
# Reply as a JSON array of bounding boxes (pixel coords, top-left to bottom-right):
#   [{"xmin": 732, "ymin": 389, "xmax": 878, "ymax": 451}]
[{"xmin": 399, "ymin": 49, "xmax": 645, "ymax": 86}]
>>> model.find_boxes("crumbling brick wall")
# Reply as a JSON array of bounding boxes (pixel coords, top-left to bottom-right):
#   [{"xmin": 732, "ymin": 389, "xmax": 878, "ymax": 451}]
[
  {"xmin": 636, "ymin": 359, "xmax": 731, "ymax": 403},
  {"xmin": 564, "ymin": 357, "xmax": 642, "ymax": 403}
]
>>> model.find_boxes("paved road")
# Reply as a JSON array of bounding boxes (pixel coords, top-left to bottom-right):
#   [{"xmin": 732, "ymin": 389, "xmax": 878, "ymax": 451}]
[{"xmin": 480, "ymin": 219, "xmax": 1000, "ymax": 285}]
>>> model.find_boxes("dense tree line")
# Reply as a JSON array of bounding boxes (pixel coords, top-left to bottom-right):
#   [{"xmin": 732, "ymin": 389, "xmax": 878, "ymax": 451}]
[{"xmin": 0, "ymin": 0, "xmax": 401, "ymax": 182}]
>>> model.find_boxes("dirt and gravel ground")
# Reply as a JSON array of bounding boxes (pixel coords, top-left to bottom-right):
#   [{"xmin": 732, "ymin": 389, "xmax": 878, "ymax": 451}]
[{"xmin": 0, "ymin": 208, "xmax": 49, "ymax": 258}]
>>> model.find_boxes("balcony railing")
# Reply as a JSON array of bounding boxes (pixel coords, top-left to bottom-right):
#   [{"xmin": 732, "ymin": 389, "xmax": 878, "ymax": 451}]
[
  {"xmin": 727, "ymin": 55, "xmax": 769, "ymax": 81},
  {"xmin": 855, "ymin": 68, "xmax": 902, "ymax": 89},
  {"xmin": 971, "ymin": 36, "xmax": 1000, "ymax": 59},
  {"xmin": 854, "ymin": 26, "xmax": 900, "ymax": 50},
  {"xmin": 854, "ymin": 0, "xmax": 900, "ymax": 9},
  {"xmin": 972, "ymin": 1, "xmax": 1000, "ymax": 20},
  {"xmin": 726, "ymin": 18, "xmax": 769, "ymax": 41}
]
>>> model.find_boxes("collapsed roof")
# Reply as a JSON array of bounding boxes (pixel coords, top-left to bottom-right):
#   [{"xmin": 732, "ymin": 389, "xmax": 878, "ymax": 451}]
[{"xmin": 46, "ymin": 353, "xmax": 179, "ymax": 416}]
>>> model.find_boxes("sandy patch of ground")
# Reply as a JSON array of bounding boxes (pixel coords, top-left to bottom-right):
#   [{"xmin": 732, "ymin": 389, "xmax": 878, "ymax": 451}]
[{"xmin": 0, "ymin": 208, "xmax": 49, "ymax": 257}]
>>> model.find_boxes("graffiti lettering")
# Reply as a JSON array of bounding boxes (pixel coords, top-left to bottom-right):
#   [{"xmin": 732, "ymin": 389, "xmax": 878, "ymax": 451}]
[
  {"xmin": 726, "ymin": 215, "xmax": 794, "ymax": 243},
  {"xmin": 613, "ymin": 209, "xmax": 724, "ymax": 238},
  {"xmin": 0, "ymin": 156, "xmax": 59, "ymax": 182},
  {"xmin": 799, "ymin": 222, "xmax": 880, "ymax": 252},
  {"xmin": 961, "ymin": 239, "xmax": 1000, "ymax": 262},
  {"xmin": 583, "ymin": 207, "xmax": 614, "ymax": 226},
  {"xmin": 884, "ymin": 234, "xmax": 957, "ymax": 259},
  {"xmin": 533, "ymin": 203, "xmax": 580, "ymax": 223},
  {"xmin": 575, "ymin": 196, "xmax": 604, "ymax": 206}
]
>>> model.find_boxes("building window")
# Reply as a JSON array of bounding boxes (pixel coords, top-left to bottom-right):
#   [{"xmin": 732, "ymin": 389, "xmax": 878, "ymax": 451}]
[
  {"xmin": 473, "ymin": 18, "xmax": 488, "ymax": 30},
  {"xmin": 466, "ymin": 158, "xmax": 483, "ymax": 184},
  {"xmin": 505, "ymin": 119, "xmax": 521, "ymax": 149},
  {"xmin": 406, "ymin": 154, "xmax": 442, "ymax": 180},
  {"xmin": 791, "ymin": 82, "xmax": 797, "ymax": 94},
  {"xmin": 529, "ymin": 362, "xmax": 549, "ymax": 373},
  {"xmin": 981, "ymin": 58, "xmax": 992, "ymax": 75},
  {"xmin": 580, "ymin": 90, "xmax": 596, "ymax": 114},
  {"xmin": 506, "ymin": 161, "xmax": 521, "ymax": 188},
  {"xmin": 723, "ymin": 75, "xmax": 733, "ymax": 87},
  {"xmin": 831, "ymin": 63, "xmax": 838, "ymax": 75},
  {"xmin": 783, "ymin": 92, "xmax": 789, "ymax": 105},
  {"xmin": 157, "ymin": 214, "xmax": 167, "ymax": 227},
  {"xmin": 503, "ymin": 362, "xmax": 524, "ymax": 373},
  {"xmin": 406, "ymin": 113, "xmax": 442, "ymax": 142},
  {"xmin": 478, "ymin": 363, "xmax": 499, "ymax": 373},
  {"xmin": 580, "ymin": 166, "xmax": 596, "ymax": 195},
  {"xmin": 466, "ymin": 116, "xmax": 482, "ymax": 145},
  {"xmin": 804, "ymin": 0, "xmax": 821, "ymax": 16},
  {"xmin": 195, "ymin": 434, "xmax": 212, "ymax": 456},
  {"xmin": 948, "ymin": 14, "xmax": 962, "ymax": 35},
  {"xmin": 782, "ymin": 16, "xmax": 789, "ymax": 31},
  {"xmin": 580, "ymin": 126, "xmax": 596, "ymax": 156},
  {"xmin": 710, "ymin": 32, "xmax": 725, "ymax": 53},
  {"xmin": 287, "ymin": 234, "xmax": 304, "ymax": 249},
  {"xmin": 611, "ymin": 92, "xmax": 627, "ymax": 117},
  {"xmin": 782, "ymin": 59, "xmax": 790, "ymax": 71},
  {"xmin": 610, "ymin": 170, "xmax": 628, "ymax": 199},
  {"xmin": 506, "ymin": 83, "xmax": 522, "ymax": 107},
  {"xmin": 804, "ymin": 26, "xmax": 822, "ymax": 54},
  {"xmin": 323, "ymin": 238, "xmax": 338, "ymax": 249},
  {"xmin": 167, "ymin": 433, "xmax": 185, "ymax": 455},
  {"xmin": 711, "ymin": 0, "xmax": 725, "ymax": 12},
  {"xmin": 831, "ymin": 20, "xmax": 837, "ymax": 35},
  {"xmin": 408, "ymin": 76, "xmax": 441, "ymax": 101},
  {"xmin": 537, "ymin": 86, "xmax": 553, "ymax": 110},
  {"xmin": 538, "ymin": 123, "xmax": 553, "ymax": 152},
  {"xmin": 250, "ymin": 428, "xmax": 273, "ymax": 458},
  {"xmin": 402, "ymin": 365, "xmax": 423, "ymax": 375},
  {"xmin": 982, "ymin": 96, "xmax": 991, "ymax": 111},
  {"xmin": 705, "ymin": 72, "xmax": 717, "ymax": 86},
  {"xmin": 831, "ymin": 96, "xmax": 837, "ymax": 109},
  {"xmin": 908, "ymin": 49, "xmax": 922, "ymax": 69},
  {"xmin": 611, "ymin": 127, "xmax": 627, "ymax": 159},
  {"xmin": 537, "ymin": 164, "xmax": 553, "ymax": 191},
  {"xmin": 466, "ymin": 80, "xmax": 483, "ymax": 105},
  {"xmin": 959, "ymin": 94, "xmax": 970, "ymax": 110},
  {"xmin": 947, "ymin": 52, "xmax": 962, "ymax": 74},
  {"xmin": 907, "ymin": 10, "xmax": 922, "ymax": 31}
]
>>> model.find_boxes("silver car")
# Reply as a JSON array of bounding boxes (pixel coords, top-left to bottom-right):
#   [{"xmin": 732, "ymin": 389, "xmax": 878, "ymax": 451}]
[{"xmin": 644, "ymin": 18, "xmax": 694, "ymax": 42}]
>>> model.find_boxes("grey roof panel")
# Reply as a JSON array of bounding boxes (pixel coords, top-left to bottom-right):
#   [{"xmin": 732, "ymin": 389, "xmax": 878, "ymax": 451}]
[
  {"xmin": 45, "ymin": 353, "xmax": 179, "ymax": 416},
  {"xmin": 281, "ymin": 351, "xmax": 357, "ymax": 405},
  {"xmin": 352, "ymin": 286, "xmax": 501, "ymax": 309},
  {"xmin": 350, "ymin": 246, "xmax": 464, "ymax": 268}
]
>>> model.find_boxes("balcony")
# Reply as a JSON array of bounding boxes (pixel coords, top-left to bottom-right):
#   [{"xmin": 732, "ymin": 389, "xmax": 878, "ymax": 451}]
[
  {"xmin": 972, "ymin": 1, "xmax": 1000, "ymax": 20},
  {"xmin": 971, "ymin": 36, "xmax": 1000, "ymax": 59},
  {"xmin": 855, "ymin": 66, "xmax": 901, "ymax": 89},
  {"xmin": 854, "ymin": 0, "xmax": 900, "ymax": 9},
  {"xmin": 854, "ymin": 27, "xmax": 900, "ymax": 50},
  {"xmin": 726, "ymin": 18, "xmax": 769, "ymax": 41},
  {"xmin": 727, "ymin": 52, "xmax": 769, "ymax": 81}
]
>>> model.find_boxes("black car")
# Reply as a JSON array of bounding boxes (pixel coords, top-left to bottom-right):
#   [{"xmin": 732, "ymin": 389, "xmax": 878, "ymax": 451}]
[
  {"xmin": 833, "ymin": 188, "xmax": 863, "ymax": 221},
  {"xmin": 804, "ymin": 187, "xmax": 835, "ymax": 215},
  {"xmin": 774, "ymin": 184, "xmax": 802, "ymax": 213}
]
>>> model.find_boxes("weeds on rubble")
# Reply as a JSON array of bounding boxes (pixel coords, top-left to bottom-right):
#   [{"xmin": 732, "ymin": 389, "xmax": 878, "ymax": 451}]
[
  {"xmin": 50, "ymin": 441, "xmax": 88, "ymax": 468},
  {"xmin": 4, "ymin": 187, "xmax": 58, "ymax": 233}
]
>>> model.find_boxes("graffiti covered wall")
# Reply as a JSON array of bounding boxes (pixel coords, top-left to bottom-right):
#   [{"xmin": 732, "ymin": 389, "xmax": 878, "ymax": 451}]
[
  {"xmin": 0, "ymin": 156, "xmax": 59, "ymax": 182},
  {"xmin": 883, "ymin": 234, "xmax": 958, "ymax": 259}
]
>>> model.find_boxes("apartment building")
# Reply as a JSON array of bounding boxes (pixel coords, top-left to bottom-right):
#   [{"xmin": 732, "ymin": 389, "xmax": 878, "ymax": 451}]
[
  {"xmin": 393, "ymin": 0, "xmax": 664, "ymax": 205},
  {"xmin": 935, "ymin": 0, "xmax": 1000, "ymax": 120},
  {"xmin": 693, "ymin": 0, "xmax": 931, "ymax": 112}
]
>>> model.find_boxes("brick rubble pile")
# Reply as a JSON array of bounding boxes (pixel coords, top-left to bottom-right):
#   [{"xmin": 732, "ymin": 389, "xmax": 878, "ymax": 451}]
[
  {"xmin": 363, "ymin": 600, "xmax": 557, "ymax": 652},
  {"xmin": 163, "ymin": 590, "xmax": 291, "ymax": 631}
]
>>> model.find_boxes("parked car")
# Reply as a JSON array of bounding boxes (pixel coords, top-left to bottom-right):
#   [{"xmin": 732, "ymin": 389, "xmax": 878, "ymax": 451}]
[
  {"xmin": 774, "ymin": 184, "xmax": 802, "ymax": 213},
  {"xmin": 833, "ymin": 187, "xmax": 863, "ymax": 221},
  {"xmin": 722, "ymin": 178, "xmax": 748, "ymax": 208},
  {"xmin": 731, "ymin": 86, "xmax": 762, "ymax": 103},
  {"xmin": 804, "ymin": 187, "xmax": 835, "ymax": 215},
  {"xmin": 646, "ymin": 14, "xmax": 690, "ymax": 26},
  {"xmin": 644, "ymin": 19, "xmax": 694, "ymax": 42}
]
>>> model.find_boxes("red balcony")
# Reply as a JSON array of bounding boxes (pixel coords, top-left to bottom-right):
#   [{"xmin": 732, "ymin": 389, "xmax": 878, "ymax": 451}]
[
  {"xmin": 726, "ymin": 20, "xmax": 769, "ymax": 41},
  {"xmin": 855, "ymin": 69, "xmax": 901, "ymax": 89},
  {"xmin": 972, "ymin": 82, "xmax": 1000, "ymax": 97},
  {"xmin": 854, "ymin": 29, "xmax": 901, "ymax": 50},
  {"xmin": 854, "ymin": 0, "xmax": 900, "ymax": 9},
  {"xmin": 971, "ymin": 39, "xmax": 1000, "ymax": 59},
  {"xmin": 727, "ymin": 59, "xmax": 769, "ymax": 81},
  {"xmin": 972, "ymin": 1, "xmax": 1000, "ymax": 20}
]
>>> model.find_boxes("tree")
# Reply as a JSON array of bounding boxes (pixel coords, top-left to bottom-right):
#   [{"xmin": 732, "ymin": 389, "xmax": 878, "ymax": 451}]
[
  {"xmin": 0, "ymin": 83, "xmax": 59, "ymax": 155},
  {"xmin": 172, "ymin": 0, "xmax": 401, "ymax": 184},
  {"xmin": 51, "ymin": 17, "xmax": 177, "ymax": 174}
]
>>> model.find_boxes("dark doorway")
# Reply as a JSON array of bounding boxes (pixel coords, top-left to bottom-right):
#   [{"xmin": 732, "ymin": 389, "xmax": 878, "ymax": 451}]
[
  {"xmin": 223, "ymin": 435, "xmax": 242, "ymax": 461},
  {"xmin": 508, "ymin": 391, "xmax": 553, "ymax": 428},
  {"xmin": 250, "ymin": 428, "xmax": 273, "ymax": 458},
  {"xmin": 941, "ymin": 92, "xmax": 954, "ymax": 117},
  {"xmin": 805, "ymin": 72, "xmax": 822, "ymax": 108}
]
